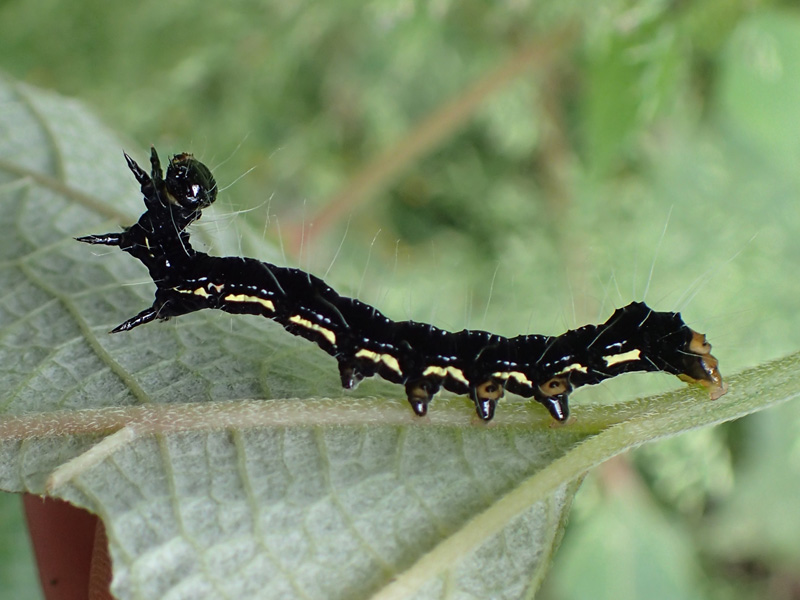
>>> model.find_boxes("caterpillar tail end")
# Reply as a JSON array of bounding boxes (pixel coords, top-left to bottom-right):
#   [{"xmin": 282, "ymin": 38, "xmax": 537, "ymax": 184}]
[{"xmin": 678, "ymin": 330, "xmax": 728, "ymax": 400}]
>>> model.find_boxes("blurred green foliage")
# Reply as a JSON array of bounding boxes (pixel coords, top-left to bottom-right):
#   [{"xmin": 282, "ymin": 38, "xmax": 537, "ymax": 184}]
[
  {"xmin": 0, "ymin": 494, "xmax": 38, "ymax": 600},
  {"xmin": 2, "ymin": 0, "xmax": 800, "ymax": 598}
]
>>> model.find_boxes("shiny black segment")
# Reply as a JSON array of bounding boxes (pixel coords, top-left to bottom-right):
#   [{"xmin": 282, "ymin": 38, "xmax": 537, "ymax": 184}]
[{"xmin": 78, "ymin": 148, "xmax": 726, "ymax": 422}]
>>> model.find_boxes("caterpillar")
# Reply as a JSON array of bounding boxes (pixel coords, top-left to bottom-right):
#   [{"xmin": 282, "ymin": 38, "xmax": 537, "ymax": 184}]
[{"xmin": 78, "ymin": 148, "xmax": 727, "ymax": 422}]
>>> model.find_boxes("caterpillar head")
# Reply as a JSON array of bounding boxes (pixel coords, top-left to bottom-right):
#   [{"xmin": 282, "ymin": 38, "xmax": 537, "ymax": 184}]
[{"xmin": 165, "ymin": 153, "xmax": 218, "ymax": 213}]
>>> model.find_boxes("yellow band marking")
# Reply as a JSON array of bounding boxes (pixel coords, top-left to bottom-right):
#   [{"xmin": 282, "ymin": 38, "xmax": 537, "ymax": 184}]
[
  {"xmin": 289, "ymin": 315, "xmax": 337, "ymax": 346},
  {"xmin": 556, "ymin": 362, "xmax": 588, "ymax": 376},
  {"xmin": 355, "ymin": 349, "xmax": 403, "ymax": 376},
  {"xmin": 422, "ymin": 365, "xmax": 469, "ymax": 386},
  {"xmin": 224, "ymin": 293, "xmax": 275, "ymax": 313},
  {"xmin": 356, "ymin": 349, "xmax": 381, "ymax": 362},
  {"xmin": 176, "ymin": 286, "xmax": 211, "ymax": 298},
  {"xmin": 176, "ymin": 284, "xmax": 225, "ymax": 299},
  {"xmin": 381, "ymin": 354, "xmax": 402, "ymax": 375},
  {"xmin": 603, "ymin": 348, "xmax": 641, "ymax": 367},
  {"xmin": 492, "ymin": 371, "xmax": 533, "ymax": 387}
]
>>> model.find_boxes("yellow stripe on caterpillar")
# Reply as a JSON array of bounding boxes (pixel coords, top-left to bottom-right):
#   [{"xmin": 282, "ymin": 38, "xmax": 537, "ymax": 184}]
[
  {"xmin": 421, "ymin": 365, "xmax": 469, "ymax": 386},
  {"xmin": 355, "ymin": 349, "xmax": 402, "ymax": 375},
  {"xmin": 603, "ymin": 349, "xmax": 641, "ymax": 366},
  {"xmin": 492, "ymin": 371, "xmax": 534, "ymax": 387},
  {"xmin": 289, "ymin": 315, "xmax": 337, "ymax": 345},
  {"xmin": 224, "ymin": 293, "xmax": 276, "ymax": 313},
  {"xmin": 556, "ymin": 363, "xmax": 588, "ymax": 376}
]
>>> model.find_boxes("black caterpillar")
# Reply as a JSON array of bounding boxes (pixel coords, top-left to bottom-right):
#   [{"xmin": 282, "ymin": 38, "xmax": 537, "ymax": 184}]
[{"xmin": 78, "ymin": 148, "xmax": 727, "ymax": 422}]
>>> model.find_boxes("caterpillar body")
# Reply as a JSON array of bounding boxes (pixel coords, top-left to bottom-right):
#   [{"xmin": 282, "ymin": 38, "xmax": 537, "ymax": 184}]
[{"xmin": 78, "ymin": 148, "xmax": 727, "ymax": 422}]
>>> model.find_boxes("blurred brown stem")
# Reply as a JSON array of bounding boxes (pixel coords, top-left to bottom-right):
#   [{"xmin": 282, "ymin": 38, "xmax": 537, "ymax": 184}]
[{"xmin": 289, "ymin": 24, "xmax": 579, "ymax": 254}]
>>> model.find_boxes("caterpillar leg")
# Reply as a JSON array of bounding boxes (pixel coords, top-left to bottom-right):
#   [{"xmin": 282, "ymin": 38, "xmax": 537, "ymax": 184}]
[
  {"xmin": 337, "ymin": 357, "xmax": 377, "ymax": 390},
  {"xmin": 537, "ymin": 396, "xmax": 570, "ymax": 422},
  {"xmin": 405, "ymin": 377, "xmax": 442, "ymax": 417},
  {"xmin": 470, "ymin": 379, "xmax": 505, "ymax": 421},
  {"xmin": 338, "ymin": 361, "xmax": 363, "ymax": 389},
  {"xmin": 534, "ymin": 376, "xmax": 572, "ymax": 422}
]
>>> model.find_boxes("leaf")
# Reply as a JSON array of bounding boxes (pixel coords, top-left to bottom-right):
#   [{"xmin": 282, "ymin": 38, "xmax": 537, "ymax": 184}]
[
  {"xmin": 0, "ymin": 75, "xmax": 797, "ymax": 600},
  {"xmin": 0, "ymin": 492, "xmax": 38, "ymax": 598}
]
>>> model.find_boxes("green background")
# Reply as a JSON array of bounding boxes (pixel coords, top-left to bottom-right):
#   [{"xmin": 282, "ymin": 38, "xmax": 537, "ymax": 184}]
[{"xmin": 2, "ymin": 1, "xmax": 800, "ymax": 598}]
